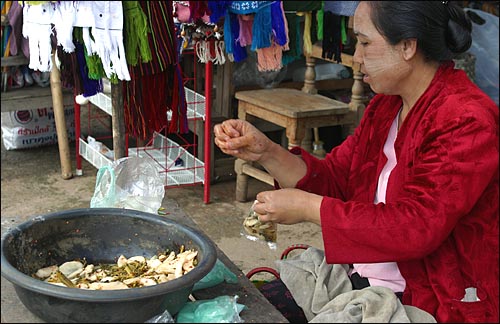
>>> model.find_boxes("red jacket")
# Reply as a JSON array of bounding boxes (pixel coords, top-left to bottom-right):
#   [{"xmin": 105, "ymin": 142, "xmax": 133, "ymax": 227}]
[{"xmin": 293, "ymin": 62, "xmax": 499, "ymax": 323}]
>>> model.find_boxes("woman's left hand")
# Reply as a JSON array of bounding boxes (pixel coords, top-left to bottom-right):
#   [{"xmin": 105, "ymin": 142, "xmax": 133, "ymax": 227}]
[{"xmin": 253, "ymin": 188, "xmax": 322, "ymax": 225}]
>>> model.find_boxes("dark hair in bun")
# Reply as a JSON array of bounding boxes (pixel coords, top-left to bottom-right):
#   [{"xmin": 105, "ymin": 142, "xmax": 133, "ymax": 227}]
[{"xmin": 366, "ymin": 1, "xmax": 472, "ymax": 61}]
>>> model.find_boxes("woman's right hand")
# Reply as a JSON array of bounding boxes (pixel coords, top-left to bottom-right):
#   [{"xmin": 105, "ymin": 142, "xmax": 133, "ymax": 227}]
[{"xmin": 214, "ymin": 119, "xmax": 273, "ymax": 162}]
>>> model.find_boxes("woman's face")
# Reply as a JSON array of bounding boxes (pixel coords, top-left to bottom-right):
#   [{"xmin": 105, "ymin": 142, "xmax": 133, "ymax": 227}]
[{"xmin": 352, "ymin": 2, "xmax": 411, "ymax": 95}]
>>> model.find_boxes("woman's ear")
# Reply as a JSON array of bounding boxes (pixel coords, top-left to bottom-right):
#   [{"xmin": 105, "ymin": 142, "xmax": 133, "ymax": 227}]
[{"xmin": 401, "ymin": 38, "xmax": 418, "ymax": 61}]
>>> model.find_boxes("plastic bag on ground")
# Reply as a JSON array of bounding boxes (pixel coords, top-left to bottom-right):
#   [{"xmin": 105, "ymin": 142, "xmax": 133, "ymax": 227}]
[
  {"xmin": 193, "ymin": 259, "xmax": 239, "ymax": 291},
  {"xmin": 176, "ymin": 295, "xmax": 246, "ymax": 323},
  {"xmin": 90, "ymin": 156, "xmax": 165, "ymax": 214},
  {"xmin": 145, "ymin": 309, "xmax": 175, "ymax": 323}
]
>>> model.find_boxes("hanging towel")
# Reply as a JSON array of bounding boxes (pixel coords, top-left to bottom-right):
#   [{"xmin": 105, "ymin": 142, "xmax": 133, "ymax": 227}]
[
  {"xmin": 22, "ymin": 2, "xmax": 54, "ymax": 72},
  {"xmin": 52, "ymin": 1, "xmax": 76, "ymax": 53},
  {"xmin": 91, "ymin": 1, "xmax": 131, "ymax": 81},
  {"xmin": 73, "ymin": 1, "xmax": 96, "ymax": 57}
]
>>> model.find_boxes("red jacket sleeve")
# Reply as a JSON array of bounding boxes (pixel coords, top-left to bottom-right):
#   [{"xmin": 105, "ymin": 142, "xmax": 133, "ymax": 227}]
[{"xmin": 294, "ymin": 93, "xmax": 498, "ymax": 265}]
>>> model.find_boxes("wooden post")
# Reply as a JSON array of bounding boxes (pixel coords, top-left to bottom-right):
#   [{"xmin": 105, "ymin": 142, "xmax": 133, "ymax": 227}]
[
  {"xmin": 301, "ymin": 55, "xmax": 318, "ymax": 95},
  {"xmin": 301, "ymin": 55, "xmax": 317, "ymax": 153},
  {"xmin": 348, "ymin": 62, "xmax": 367, "ymax": 135},
  {"xmin": 50, "ymin": 51, "xmax": 73, "ymax": 180},
  {"xmin": 111, "ymin": 81, "xmax": 126, "ymax": 160},
  {"xmin": 203, "ymin": 60, "xmax": 213, "ymax": 204}
]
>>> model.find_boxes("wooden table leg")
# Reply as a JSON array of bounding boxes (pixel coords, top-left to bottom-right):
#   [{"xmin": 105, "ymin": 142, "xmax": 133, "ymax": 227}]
[
  {"xmin": 235, "ymin": 106, "xmax": 250, "ymax": 201},
  {"xmin": 235, "ymin": 158, "xmax": 249, "ymax": 202},
  {"xmin": 285, "ymin": 122, "xmax": 306, "ymax": 151}
]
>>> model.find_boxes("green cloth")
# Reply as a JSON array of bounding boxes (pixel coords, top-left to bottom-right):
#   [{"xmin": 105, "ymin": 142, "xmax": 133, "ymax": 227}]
[
  {"xmin": 317, "ymin": 1, "xmax": 324, "ymax": 41},
  {"xmin": 341, "ymin": 16, "xmax": 348, "ymax": 44},
  {"xmin": 282, "ymin": 13, "xmax": 302, "ymax": 65},
  {"xmin": 73, "ymin": 27, "xmax": 110, "ymax": 82},
  {"xmin": 123, "ymin": 1, "xmax": 152, "ymax": 66}
]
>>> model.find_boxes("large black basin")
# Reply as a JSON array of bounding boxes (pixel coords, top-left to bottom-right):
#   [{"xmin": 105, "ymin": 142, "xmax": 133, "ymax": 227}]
[{"xmin": 1, "ymin": 208, "xmax": 217, "ymax": 323}]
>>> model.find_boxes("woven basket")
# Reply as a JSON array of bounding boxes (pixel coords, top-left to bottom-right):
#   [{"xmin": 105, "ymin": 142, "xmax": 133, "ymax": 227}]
[{"xmin": 453, "ymin": 52, "xmax": 476, "ymax": 82}]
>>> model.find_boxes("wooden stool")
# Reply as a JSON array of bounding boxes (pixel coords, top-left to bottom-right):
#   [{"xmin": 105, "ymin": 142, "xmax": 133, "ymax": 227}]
[{"xmin": 234, "ymin": 88, "xmax": 355, "ymax": 202}]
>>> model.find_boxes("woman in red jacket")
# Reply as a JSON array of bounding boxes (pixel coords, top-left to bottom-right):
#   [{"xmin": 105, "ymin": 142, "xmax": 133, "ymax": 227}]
[{"xmin": 214, "ymin": 1, "xmax": 498, "ymax": 322}]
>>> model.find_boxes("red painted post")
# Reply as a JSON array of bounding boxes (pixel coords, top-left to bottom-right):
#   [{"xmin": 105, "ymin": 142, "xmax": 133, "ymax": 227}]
[{"xmin": 203, "ymin": 60, "xmax": 213, "ymax": 204}]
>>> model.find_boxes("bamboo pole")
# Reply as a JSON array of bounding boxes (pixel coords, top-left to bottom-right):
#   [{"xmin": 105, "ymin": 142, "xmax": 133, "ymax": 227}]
[{"xmin": 50, "ymin": 50, "xmax": 73, "ymax": 179}]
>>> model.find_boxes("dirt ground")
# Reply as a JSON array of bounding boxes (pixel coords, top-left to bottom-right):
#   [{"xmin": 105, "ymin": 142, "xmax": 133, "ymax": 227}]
[
  {"xmin": 0, "ymin": 136, "xmax": 324, "ymax": 322},
  {"xmin": 0, "ymin": 139, "xmax": 324, "ymax": 270}
]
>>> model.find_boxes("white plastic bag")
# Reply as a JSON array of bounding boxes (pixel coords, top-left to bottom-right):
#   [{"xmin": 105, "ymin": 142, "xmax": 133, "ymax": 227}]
[{"xmin": 90, "ymin": 156, "xmax": 165, "ymax": 214}]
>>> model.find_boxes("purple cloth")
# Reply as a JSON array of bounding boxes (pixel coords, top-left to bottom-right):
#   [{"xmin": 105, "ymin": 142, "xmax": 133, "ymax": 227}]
[{"xmin": 7, "ymin": 0, "xmax": 30, "ymax": 58}]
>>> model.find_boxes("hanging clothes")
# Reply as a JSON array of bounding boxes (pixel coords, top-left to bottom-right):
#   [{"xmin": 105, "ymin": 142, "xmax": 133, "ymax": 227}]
[
  {"xmin": 68, "ymin": 0, "xmax": 111, "ymax": 86},
  {"xmin": 176, "ymin": 1, "xmax": 226, "ymax": 65},
  {"xmin": 188, "ymin": 0, "xmax": 211, "ymax": 23},
  {"xmin": 322, "ymin": 1, "xmax": 359, "ymax": 63},
  {"xmin": 255, "ymin": 0, "xmax": 288, "ymax": 72},
  {"xmin": 223, "ymin": 1, "xmax": 289, "ymax": 71},
  {"xmin": 123, "ymin": 1, "xmax": 187, "ymax": 140},
  {"xmin": 72, "ymin": 1, "xmax": 95, "ymax": 58},
  {"xmin": 56, "ymin": 44, "xmax": 80, "ymax": 91},
  {"xmin": 21, "ymin": 1, "xmax": 54, "ymax": 72},
  {"xmin": 122, "ymin": 1, "xmax": 152, "ymax": 67},
  {"xmin": 55, "ymin": 26, "xmax": 103, "ymax": 98},
  {"xmin": 74, "ymin": 41, "xmax": 103, "ymax": 97},
  {"xmin": 91, "ymin": 1, "xmax": 131, "ymax": 81},
  {"xmin": 282, "ymin": 1, "xmax": 321, "ymax": 64},
  {"xmin": 52, "ymin": 0, "xmax": 76, "ymax": 53},
  {"xmin": 208, "ymin": 0, "xmax": 230, "ymax": 24},
  {"xmin": 6, "ymin": 0, "xmax": 30, "ymax": 59}
]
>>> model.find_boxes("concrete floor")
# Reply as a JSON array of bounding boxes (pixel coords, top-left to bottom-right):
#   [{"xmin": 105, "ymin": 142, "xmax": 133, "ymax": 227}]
[{"xmin": 1, "ymin": 137, "xmax": 323, "ymax": 322}]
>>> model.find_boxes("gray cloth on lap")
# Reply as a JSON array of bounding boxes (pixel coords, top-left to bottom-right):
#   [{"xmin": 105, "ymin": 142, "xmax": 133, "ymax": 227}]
[{"xmin": 276, "ymin": 247, "xmax": 436, "ymax": 323}]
